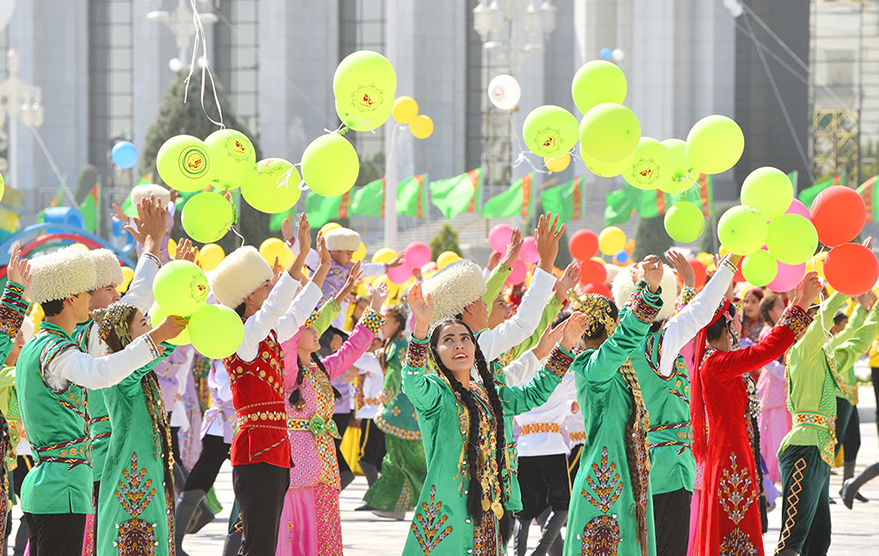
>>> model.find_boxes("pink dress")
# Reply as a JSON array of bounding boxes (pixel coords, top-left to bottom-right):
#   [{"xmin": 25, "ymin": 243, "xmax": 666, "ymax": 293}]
[
  {"xmin": 276, "ymin": 310, "xmax": 382, "ymax": 556},
  {"xmin": 756, "ymin": 327, "xmax": 791, "ymax": 484}
]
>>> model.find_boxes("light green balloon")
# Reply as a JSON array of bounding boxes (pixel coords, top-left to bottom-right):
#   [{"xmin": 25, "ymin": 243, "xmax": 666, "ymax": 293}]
[
  {"xmin": 204, "ymin": 129, "xmax": 256, "ymax": 191},
  {"xmin": 189, "ymin": 304, "xmax": 245, "ymax": 359},
  {"xmin": 579, "ymin": 102, "xmax": 641, "ymax": 163},
  {"xmin": 717, "ymin": 205, "xmax": 768, "ymax": 255},
  {"xmin": 571, "ymin": 60, "xmax": 627, "ymax": 114},
  {"xmin": 686, "ymin": 115, "xmax": 744, "ymax": 175},
  {"xmin": 181, "ymin": 192, "xmax": 233, "ymax": 243},
  {"xmin": 152, "ymin": 260, "xmax": 209, "ymax": 317},
  {"xmin": 149, "ymin": 301, "xmax": 190, "ymax": 346},
  {"xmin": 742, "ymin": 250, "xmax": 778, "ymax": 287},
  {"xmin": 664, "ymin": 201, "xmax": 705, "ymax": 243},
  {"xmin": 580, "ymin": 146, "xmax": 632, "ymax": 178},
  {"xmin": 157, "ymin": 135, "xmax": 214, "ymax": 193},
  {"xmin": 336, "ymin": 98, "xmax": 393, "ymax": 132},
  {"xmin": 623, "ymin": 137, "xmax": 672, "ymax": 191},
  {"xmin": 301, "ymin": 133, "xmax": 360, "ymax": 197},
  {"xmin": 523, "ymin": 105, "xmax": 579, "ymax": 158},
  {"xmin": 741, "ymin": 166, "xmax": 794, "ymax": 221},
  {"xmin": 241, "ymin": 158, "xmax": 302, "ymax": 214},
  {"xmin": 765, "ymin": 213, "xmax": 818, "ymax": 265},
  {"xmin": 333, "ymin": 50, "xmax": 397, "ymax": 121}
]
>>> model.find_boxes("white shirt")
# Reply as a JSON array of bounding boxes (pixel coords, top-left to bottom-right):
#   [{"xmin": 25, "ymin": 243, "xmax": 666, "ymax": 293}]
[
  {"xmin": 169, "ymin": 346, "xmax": 196, "ymax": 429},
  {"xmin": 45, "ymin": 335, "xmax": 158, "ymax": 392},
  {"xmin": 202, "ymin": 359, "xmax": 234, "ymax": 441},
  {"xmin": 515, "ymin": 367, "xmax": 576, "ymax": 457},
  {"xmin": 354, "ymin": 351, "xmax": 384, "ymax": 419}
]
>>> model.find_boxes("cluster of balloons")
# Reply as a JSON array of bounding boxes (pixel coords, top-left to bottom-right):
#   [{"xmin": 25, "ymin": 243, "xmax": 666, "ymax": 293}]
[
  {"xmin": 370, "ymin": 241, "xmax": 432, "ymax": 287},
  {"xmin": 568, "ymin": 226, "xmax": 634, "ymax": 290},
  {"xmin": 488, "ymin": 224, "xmax": 538, "ymax": 286},
  {"xmin": 392, "ymin": 96, "xmax": 434, "ymax": 139},
  {"xmin": 151, "ymin": 260, "xmax": 244, "ymax": 359}
]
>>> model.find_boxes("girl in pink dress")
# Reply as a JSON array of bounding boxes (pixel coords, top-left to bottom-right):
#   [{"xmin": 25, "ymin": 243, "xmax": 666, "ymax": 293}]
[{"xmin": 756, "ymin": 292, "xmax": 792, "ymax": 484}]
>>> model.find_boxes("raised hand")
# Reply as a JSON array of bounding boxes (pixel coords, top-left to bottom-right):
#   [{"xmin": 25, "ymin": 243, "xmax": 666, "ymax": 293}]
[
  {"xmin": 533, "ymin": 319, "xmax": 565, "ymax": 361},
  {"xmin": 863, "ymin": 236, "xmax": 873, "ymax": 251},
  {"xmin": 387, "ymin": 252, "xmax": 405, "ymax": 269},
  {"xmin": 560, "ymin": 312, "xmax": 589, "ymax": 351},
  {"xmin": 665, "ymin": 249, "xmax": 695, "ymax": 288},
  {"xmin": 792, "ymin": 271, "xmax": 821, "ymax": 309},
  {"xmin": 641, "ymin": 255, "xmax": 664, "ymax": 294},
  {"xmin": 111, "ymin": 203, "xmax": 128, "ymax": 222},
  {"xmin": 7, "ymin": 245, "xmax": 32, "ymax": 290},
  {"xmin": 296, "ymin": 214, "xmax": 311, "ymax": 257},
  {"xmin": 486, "ymin": 251, "xmax": 501, "ymax": 272},
  {"xmin": 270, "ymin": 257, "xmax": 283, "ymax": 287},
  {"xmin": 409, "ymin": 283, "xmax": 434, "ymax": 337},
  {"xmin": 175, "ymin": 238, "xmax": 197, "ymax": 263},
  {"xmin": 317, "ymin": 232, "xmax": 331, "ymax": 266},
  {"xmin": 368, "ymin": 278, "xmax": 389, "ymax": 310},
  {"xmin": 149, "ymin": 315, "xmax": 189, "ymax": 345},
  {"xmin": 281, "ymin": 216, "xmax": 295, "ymax": 244},
  {"xmin": 500, "ymin": 229, "xmax": 523, "ymax": 270},
  {"xmin": 337, "ymin": 261, "xmax": 362, "ymax": 303},
  {"xmin": 535, "ymin": 212, "xmax": 565, "ymax": 273},
  {"xmin": 555, "ymin": 261, "xmax": 581, "ymax": 302}
]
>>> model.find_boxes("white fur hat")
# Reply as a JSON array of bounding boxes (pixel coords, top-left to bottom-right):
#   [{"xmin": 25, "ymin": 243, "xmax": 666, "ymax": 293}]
[
  {"xmin": 28, "ymin": 249, "xmax": 97, "ymax": 304},
  {"xmin": 324, "ymin": 228, "xmax": 361, "ymax": 252},
  {"xmin": 604, "ymin": 264, "xmax": 621, "ymax": 286},
  {"xmin": 422, "ymin": 259, "xmax": 487, "ymax": 326},
  {"xmin": 130, "ymin": 184, "xmax": 171, "ymax": 208},
  {"xmin": 612, "ymin": 266, "xmax": 678, "ymax": 322},
  {"xmin": 87, "ymin": 249, "xmax": 124, "ymax": 290},
  {"xmin": 209, "ymin": 246, "xmax": 274, "ymax": 309}
]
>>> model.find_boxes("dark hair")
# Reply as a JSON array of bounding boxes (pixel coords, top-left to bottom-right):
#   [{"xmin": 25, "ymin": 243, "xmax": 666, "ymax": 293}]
[
  {"xmin": 102, "ymin": 310, "xmax": 139, "ymax": 354},
  {"xmin": 289, "ymin": 352, "xmax": 328, "ymax": 407},
  {"xmin": 234, "ymin": 302, "xmax": 246, "ymax": 317},
  {"xmin": 833, "ymin": 312, "xmax": 848, "ymax": 327},
  {"xmin": 745, "ymin": 289, "xmax": 765, "ymax": 303},
  {"xmin": 706, "ymin": 305, "xmax": 736, "ymax": 343},
  {"xmin": 41, "ymin": 298, "xmax": 66, "ymax": 317},
  {"xmin": 378, "ymin": 306, "xmax": 407, "ymax": 370},
  {"xmin": 760, "ymin": 293, "xmax": 784, "ymax": 326},
  {"xmin": 428, "ymin": 318, "xmax": 509, "ymax": 537}
]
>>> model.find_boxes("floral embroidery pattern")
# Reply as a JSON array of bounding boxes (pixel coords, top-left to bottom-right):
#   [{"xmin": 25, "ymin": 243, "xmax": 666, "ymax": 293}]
[
  {"xmin": 113, "ymin": 452, "xmax": 158, "ymax": 556},
  {"xmin": 544, "ymin": 346, "xmax": 574, "ymax": 379},
  {"xmin": 581, "ymin": 514, "xmax": 621, "ymax": 556},
  {"xmin": 411, "ymin": 485, "xmax": 453, "ymax": 554},
  {"xmin": 718, "ymin": 452, "xmax": 758, "ymax": 555},
  {"xmin": 582, "ymin": 446, "xmax": 622, "ymax": 513},
  {"xmin": 406, "ymin": 339, "xmax": 429, "ymax": 369}
]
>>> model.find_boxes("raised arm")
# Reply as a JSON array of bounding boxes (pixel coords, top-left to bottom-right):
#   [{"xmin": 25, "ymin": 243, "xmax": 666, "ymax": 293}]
[
  {"xmin": 321, "ymin": 289, "xmax": 387, "ymax": 380},
  {"xmin": 400, "ymin": 283, "xmax": 446, "ymax": 414},
  {"xmin": 484, "ymin": 229, "xmax": 521, "ymax": 307},
  {"xmin": 0, "ymin": 251, "xmax": 28, "ymax": 363},
  {"xmin": 831, "ymin": 294, "xmax": 871, "ymax": 349},
  {"xmin": 833, "ymin": 300, "xmax": 879, "ymax": 376},
  {"xmin": 793, "ymin": 290, "xmax": 849, "ymax": 363}
]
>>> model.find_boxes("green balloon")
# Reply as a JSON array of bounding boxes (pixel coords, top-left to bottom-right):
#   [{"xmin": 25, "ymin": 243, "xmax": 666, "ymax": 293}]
[
  {"xmin": 301, "ymin": 133, "xmax": 360, "ymax": 197},
  {"xmin": 336, "ymin": 98, "xmax": 393, "ymax": 132},
  {"xmin": 157, "ymin": 135, "xmax": 214, "ymax": 192},
  {"xmin": 149, "ymin": 302, "xmax": 190, "ymax": 346},
  {"xmin": 686, "ymin": 115, "xmax": 744, "ymax": 175},
  {"xmin": 181, "ymin": 192, "xmax": 233, "ymax": 243},
  {"xmin": 189, "ymin": 304, "xmax": 245, "ymax": 359},
  {"xmin": 522, "ymin": 105, "xmax": 579, "ymax": 158},
  {"xmin": 717, "ymin": 205, "xmax": 768, "ymax": 255},
  {"xmin": 580, "ymin": 145, "xmax": 632, "ymax": 177},
  {"xmin": 623, "ymin": 137, "xmax": 672, "ymax": 191},
  {"xmin": 204, "ymin": 129, "xmax": 256, "ymax": 191},
  {"xmin": 664, "ymin": 201, "xmax": 705, "ymax": 243},
  {"xmin": 572, "ymin": 60, "xmax": 627, "ymax": 115},
  {"xmin": 333, "ymin": 50, "xmax": 397, "ymax": 121},
  {"xmin": 153, "ymin": 260, "xmax": 209, "ymax": 317},
  {"xmin": 241, "ymin": 158, "xmax": 302, "ymax": 214},
  {"xmin": 579, "ymin": 102, "xmax": 641, "ymax": 163},
  {"xmin": 765, "ymin": 214, "xmax": 818, "ymax": 265},
  {"xmin": 741, "ymin": 166, "xmax": 794, "ymax": 221},
  {"xmin": 742, "ymin": 250, "xmax": 778, "ymax": 287}
]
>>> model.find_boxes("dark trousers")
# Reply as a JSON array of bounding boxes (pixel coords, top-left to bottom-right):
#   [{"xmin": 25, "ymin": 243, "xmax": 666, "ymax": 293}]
[
  {"xmin": 652, "ymin": 488, "xmax": 692, "ymax": 556},
  {"xmin": 835, "ymin": 398, "xmax": 861, "ymax": 462},
  {"xmin": 515, "ymin": 454, "xmax": 571, "ymax": 520},
  {"xmin": 776, "ymin": 445, "xmax": 831, "ymax": 556},
  {"xmin": 359, "ymin": 418, "xmax": 387, "ymax": 470},
  {"xmin": 872, "ymin": 367, "xmax": 879, "ymax": 438},
  {"xmin": 232, "ymin": 462, "xmax": 290, "ymax": 556},
  {"xmin": 22, "ymin": 512, "xmax": 86, "ymax": 556},
  {"xmin": 170, "ymin": 423, "xmax": 183, "ymax": 467},
  {"xmin": 184, "ymin": 434, "xmax": 231, "ymax": 492}
]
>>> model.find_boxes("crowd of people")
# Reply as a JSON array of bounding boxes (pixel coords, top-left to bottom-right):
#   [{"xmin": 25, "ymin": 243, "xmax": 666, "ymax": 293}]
[{"xmin": 0, "ymin": 184, "xmax": 877, "ymax": 556}]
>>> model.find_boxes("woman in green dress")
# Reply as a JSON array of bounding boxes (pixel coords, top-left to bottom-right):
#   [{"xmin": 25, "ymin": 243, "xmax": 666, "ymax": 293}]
[
  {"xmin": 400, "ymin": 283, "xmax": 586, "ymax": 555},
  {"xmin": 92, "ymin": 302, "xmax": 184, "ymax": 556}
]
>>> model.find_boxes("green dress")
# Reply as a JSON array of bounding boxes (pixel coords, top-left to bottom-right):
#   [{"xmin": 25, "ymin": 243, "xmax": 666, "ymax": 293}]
[
  {"xmin": 97, "ymin": 347, "xmax": 175, "ymax": 556},
  {"xmin": 564, "ymin": 283, "xmax": 663, "ymax": 556},
  {"xmin": 73, "ymin": 323, "xmax": 113, "ymax": 486},
  {"xmin": 0, "ymin": 281, "xmax": 27, "ymax": 544},
  {"xmin": 401, "ymin": 336, "xmax": 574, "ymax": 555},
  {"xmin": 364, "ymin": 337, "xmax": 427, "ymax": 513}
]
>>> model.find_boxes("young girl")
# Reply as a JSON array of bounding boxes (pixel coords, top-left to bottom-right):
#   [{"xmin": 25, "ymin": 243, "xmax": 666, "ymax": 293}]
[
  {"xmin": 92, "ymin": 302, "xmax": 186, "ymax": 556},
  {"xmin": 401, "ymin": 283, "xmax": 586, "ymax": 555},
  {"xmin": 276, "ymin": 279, "xmax": 388, "ymax": 556}
]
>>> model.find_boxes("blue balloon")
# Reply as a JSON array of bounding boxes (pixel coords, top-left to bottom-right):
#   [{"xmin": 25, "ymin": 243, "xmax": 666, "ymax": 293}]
[
  {"xmin": 600, "ymin": 48, "xmax": 613, "ymax": 60},
  {"xmin": 111, "ymin": 141, "xmax": 138, "ymax": 169},
  {"xmin": 614, "ymin": 250, "xmax": 628, "ymax": 264}
]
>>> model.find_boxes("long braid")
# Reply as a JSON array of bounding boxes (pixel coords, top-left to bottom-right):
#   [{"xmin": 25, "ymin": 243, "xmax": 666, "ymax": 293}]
[
  {"xmin": 378, "ymin": 306, "xmax": 407, "ymax": 371},
  {"xmin": 619, "ymin": 360, "xmax": 650, "ymax": 556}
]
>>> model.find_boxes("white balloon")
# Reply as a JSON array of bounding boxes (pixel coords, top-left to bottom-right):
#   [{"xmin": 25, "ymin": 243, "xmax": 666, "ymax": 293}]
[
  {"xmin": 488, "ymin": 74, "xmax": 521, "ymax": 111},
  {"xmin": 0, "ymin": 0, "xmax": 16, "ymax": 34},
  {"xmin": 168, "ymin": 58, "xmax": 186, "ymax": 73},
  {"xmin": 611, "ymin": 48, "xmax": 625, "ymax": 62}
]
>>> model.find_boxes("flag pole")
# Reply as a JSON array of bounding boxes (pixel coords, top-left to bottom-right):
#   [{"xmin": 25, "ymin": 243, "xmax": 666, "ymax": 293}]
[{"xmin": 384, "ymin": 124, "xmax": 399, "ymax": 251}]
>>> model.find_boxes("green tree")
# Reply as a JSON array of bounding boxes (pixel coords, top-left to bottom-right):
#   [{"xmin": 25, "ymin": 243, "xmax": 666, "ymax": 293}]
[
  {"xmin": 140, "ymin": 71, "xmax": 264, "ymax": 253},
  {"xmin": 74, "ymin": 164, "xmax": 99, "ymax": 204},
  {"xmin": 430, "ymin": 224, "xmax": 462, "ymax": 259},
  {"xmin": 633, "ymin": 216, "xmax": 673, "ymax": 261}
]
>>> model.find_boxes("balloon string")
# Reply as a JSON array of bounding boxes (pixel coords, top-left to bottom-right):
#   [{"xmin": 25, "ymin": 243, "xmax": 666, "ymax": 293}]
[
  {"xmin": 230, "ymin": 223, "xmax": 245, "ymax": 248},
  {"xmin": 183, "ymin": 0, "xmax": 224, "ymax": 129},
  {"xmin": 507, "ymin": 111, "xmax": 551, "ymax": 176},
  {"xmin": 275, "ymin": 166, "xmax": 295, "ymax": 190}
]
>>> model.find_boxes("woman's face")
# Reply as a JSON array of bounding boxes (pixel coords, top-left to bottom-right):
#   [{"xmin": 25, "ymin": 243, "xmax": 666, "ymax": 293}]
[
  {"xmin": 299, "ymin": 326, "xmax": 321, "ymax": 354},
  {"xmin": 743, "ymin": 292, "xmax": 761, "ymax": 319},
  {"xmin": 731, "ymin": 311, "xmax": 742, "ymax": 338},
  {"xmin": 767, "ymin": 298, "xmax": 785, "ymax": 325},
  {"xmin": 380, "ymin": 309, "xmax": 401, "ymax": 341},
  {"xmin": 129, "ymin": 309, "xmax": 151, "ymax": 340},
  {"xmin": 435, "ymin": 323, "xmax": 475, "ymax": 374}
]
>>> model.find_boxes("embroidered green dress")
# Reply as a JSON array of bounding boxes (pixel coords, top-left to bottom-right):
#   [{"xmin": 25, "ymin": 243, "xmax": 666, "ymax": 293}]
[
  {"xmin": 401, "ymin": 337, "xmax": 574, "ymax": 555},
  {"xmin": 0, "ymin": 281, "xmax": 27, "ymax": 544}
]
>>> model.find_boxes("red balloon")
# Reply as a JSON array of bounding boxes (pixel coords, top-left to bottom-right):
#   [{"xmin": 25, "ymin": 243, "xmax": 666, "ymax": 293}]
[
  {"xmin": 732, "ymin": 257, "xmax": 745, "ymax": 283},
  {"xmin": 578, "ymin": 259, "xmax": 607, "ymax": 285},
  {"xmin": 824, "ymin": 243, "xmax": 879, "ymax": 295},
  {"xmin": 569, "ymin": 229, "xmax": 599, "ymax": 260},
  {"xmin": 688, "ymin": 258, "xmax": 707, "ymax": 288},
  {"xmin": 582, "ymin": 282, "xmax": 612, "ymax": 298},
  {"xmin": 809, "ymin": 186, "xmax": 866, "ymax": 247}
]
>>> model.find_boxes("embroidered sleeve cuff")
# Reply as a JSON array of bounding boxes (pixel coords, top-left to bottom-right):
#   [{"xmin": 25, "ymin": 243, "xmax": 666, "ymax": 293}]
[
  {"xmin": 629, "ymin": 282, "xmax": 662, "ymax": 323},
  {"xmin": 303, "ymin": 309, "xmax": 322, "ymax": 329},
  {"xmin": 0, "ymin": 281, "xmax": 27, "ymax": 340},
  {"xmin": 143, "ymin": 334, "xmax": 162, "ymax": 360},
  {"xmin": 406, "ymin": 336, "xmax": 429, "ymax": 369},
  {"xmin": 720, "ymin": 258, "xmax": 737, "ymax": 274},
  {"xmin": 544, "ymin": 344, "xmax": 575, "ymax": 379},
  {"xmin": 677, "ymin": 286, "xmax": 697, "ymax": 309},
  {"xmin": 359, "ymin": 307, "xmax": 386, "ymax": 335},
  {"xmin": 778, "ymin": 304, "xmax": 811, "ymax": 337},
  {"xmin": 141, "ymin": 252, "xmax": 162, "ymax": 269}
]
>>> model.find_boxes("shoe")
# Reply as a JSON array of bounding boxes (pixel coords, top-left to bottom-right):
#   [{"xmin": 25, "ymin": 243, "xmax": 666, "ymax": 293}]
[
  {"xmin": 355, "ymin": 503, "xmax": 376, "ymax": 512},
  {"xmin": 767, "ymin": 501, "xmax": 776, "ymax": 513},
  {"xmin": 372, "ymin": 509, "xmax": 406, "ymax": 521},
  {"xmin": 842, "ymin": 462, "xmax": 879, "ymax": 509},
  {"xmin": 829, "ymin": 497, "xmax": 837, "ymax": 504}
]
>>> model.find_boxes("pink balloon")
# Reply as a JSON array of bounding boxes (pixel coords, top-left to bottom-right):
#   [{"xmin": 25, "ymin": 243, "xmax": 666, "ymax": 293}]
[
  {"xmin": 404, "ymin": 241, "xmax": 432, "ymax": 268},
  {"xmin": 767, "ymin": 261, "xmax": 805, "ymax": 293},
  {"xmin": 421, "ymin": 262, "xmax": 437, "ymax": 274},
  {"xmin": 521, "ymin": 236, "xmax": 539, "ymax": 264},
  {"xmin": 387, "ymin": 260, "xmax": 413, "ymax": 285},
  {"xmin": 784, "ymin": 199, "xmax": 811, "ymax": 220},
  {"xmin": 489, "ymin": 224, "xmax": 514, "ymax": 254},
  {"xmin": 506, "ymin": 259, "xmax": 527, "ymax": 286}
]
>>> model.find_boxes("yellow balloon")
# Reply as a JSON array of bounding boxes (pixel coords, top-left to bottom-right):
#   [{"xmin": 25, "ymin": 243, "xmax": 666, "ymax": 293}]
[
  {"xmin": 372, "ymin": 247, "xmax": 398, "ymax": 265},
  {"xmin": 719, "ymin": 245, "xmax": 731, "ymax": 256},
  {"xmin": 352, "ymin": 242, "xmax": 367, "ymax": 263},
  {"xmin": 591, "ymin": 256, "xmax": 605, "ymax": 264},
  {"xmin": 150, "ymin": 301, "xmax": 191, "ymax": 346},
  {"xmin": 393, "ymin": 96, "xmax": 419, "ymax": 125},
  {"xmin": 806, "ymin": 252, "xmax": 828, "ymax": 278},
  {"xmin": 374, "ymin": 276, "xmax": 399, "ymax": 300},
  {"xmin": 68, "ymin": 243, "xmax": 89, "ymax": 252},
  {"xmin": 117, "ymin": 267, "xmax": 135, "ymax": 293},
  {"xmin": 409, "ymin": 115, "xmax": 434, "ymax": 139},
  {"xmin": 598, "ymin": 226, "xmax": 627, "ymax": 256},
  {"xmin": 321, "ymin": 222, "xmax": 342, "ymax": 234},
  {"xmin": 259, "ymin": 238, "xmax": 295, "ymax": 268},
  {"xmin": 437, "ymin": 251, "xmax": 460, "ymax": 269},
  {"xmin": 199, "ymin": 243, "xmax": 225, "ymax": 271},
  {"xmin": 168, "ymin": 238, "xmax": 178, "ymax": 257},
  {"xmin": 544, "ymin": 152, "xmax": 571, "ymax": 173}
]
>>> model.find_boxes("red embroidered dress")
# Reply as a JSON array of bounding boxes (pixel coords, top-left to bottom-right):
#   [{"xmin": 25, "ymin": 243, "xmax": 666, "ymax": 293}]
[{"xmin": 694, "ymin": 305, "xmax": 810, "ymax": 556}]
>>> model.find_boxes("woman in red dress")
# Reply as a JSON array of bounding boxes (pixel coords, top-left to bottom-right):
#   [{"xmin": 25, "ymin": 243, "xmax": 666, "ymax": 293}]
[{"xmin": 691, "ymin": 272, "xmax": 818, "ymax": 556}]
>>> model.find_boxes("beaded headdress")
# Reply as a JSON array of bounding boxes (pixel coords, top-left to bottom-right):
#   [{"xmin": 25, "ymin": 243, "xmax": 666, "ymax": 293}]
[
  {"xmin": 94, "ymin": 302, "xmax": 138, "ymax": 349},
  {"xmin": 569, "ymin": 292, "xmax": 617, "ymax": 338}
]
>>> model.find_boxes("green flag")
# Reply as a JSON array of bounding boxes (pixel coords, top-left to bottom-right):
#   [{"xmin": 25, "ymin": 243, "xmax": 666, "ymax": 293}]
[
  {"xmin": 430, "ymin": 168, "xmax": 481, "ymax": 220},
  {"xmin": 349, "ymin": 178, "xmax": 385, "ymax": 218},
  {"xmin": 798, "ymin": 174, "xmax": 843, "ymax": 210},
  {"xmin": 857, "ymin": 175, "xmax": 879, "ymax": 223},
  {"xmin": 540, "ymin": 176, "xmax": 581, "ymax": 223},
  {"xmin": 482, "ymin": 173, "xmax": 533, "ymax": 219},
  {"xmin": 604, "ymin": 184, "xmax": 669, "ymax": 226},
  {"xmin": 397, "ymin": 175, "xmax": 427, "ymax": 218},
  {"xmin": 304, "ymin": 190, "xmax": 350, "ymax": 228},
  {"xmin": 79, "ymin": 177, "xmax": 100, "ymax": 232}
]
